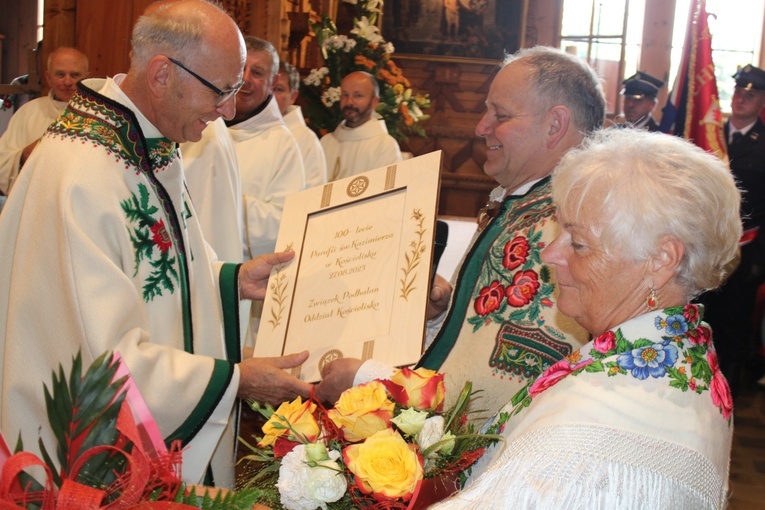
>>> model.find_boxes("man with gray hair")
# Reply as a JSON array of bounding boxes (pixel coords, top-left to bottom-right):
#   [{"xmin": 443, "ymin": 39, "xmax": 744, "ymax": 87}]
[
  {"xmin": 321, "ymin": 70, "xmax": 402, "ymax": 181},
  {"xmin": 0, "ymin": 47, "xmax": 89, "ymax": 195},
  {"xmin": 318, "ymin": 46, "xmax": 603, "ymax": 419},
  {"xmin": 0, "ymin": 0, "xmax": 310, "ymax": 489},
  {"xmin": 273, "ymin": 61, "xmax": 327, "ymax": 189},
  {"xmin": 226, "ymin": 36, "xmax": 305, "ymax": 260}
]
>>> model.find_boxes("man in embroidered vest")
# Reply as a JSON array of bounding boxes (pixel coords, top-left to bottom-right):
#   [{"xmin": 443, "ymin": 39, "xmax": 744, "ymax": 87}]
[
  {"xmin": 0, "ymin": 0, "xmax": 311, "ymax": 489},
  {"xmin": 320, "ymin": 71, "xmax": 403, "ymax": 182},
  {"xmin": 317, "ymin": 46, "xmax": 603, "ymax": 418},
  {"xmin": 699, "ymin": 64, "xmax": 765, "ymax": 396},
  {"xmin": 273, "ymin": 61, "xmax": 328, "ymax": 189},
  {"xmin": 0, "ymin": 47, "xmax": 89, "ymax": 195}
]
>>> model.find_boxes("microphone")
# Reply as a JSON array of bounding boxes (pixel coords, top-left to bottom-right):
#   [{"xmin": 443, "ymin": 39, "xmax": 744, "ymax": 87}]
[{"xmin": 431, "ymin": 220, "xmax": 449, "ymax": 285}]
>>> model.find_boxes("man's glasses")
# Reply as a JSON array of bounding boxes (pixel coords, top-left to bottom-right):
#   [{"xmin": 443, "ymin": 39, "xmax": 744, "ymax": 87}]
[{"xmin": 167, "ymin": 57, "xmax": 243, "ymax": 107}]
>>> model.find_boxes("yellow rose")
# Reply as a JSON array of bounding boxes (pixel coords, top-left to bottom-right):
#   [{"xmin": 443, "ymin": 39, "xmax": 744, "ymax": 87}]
[
  {"xmin": 384, "ymin": 367, "xmax": 446, "ymax": 411},
  {"xmin": 328, "ymin": 380, "xmax": 394, "ymax": 442},
  {"xmin": 258, "ymin": 397, "xmax": 319, "ymax": 447},
  {"xmin": 343, "ymin": 428, "xmax": 423, "ymax": 501}
]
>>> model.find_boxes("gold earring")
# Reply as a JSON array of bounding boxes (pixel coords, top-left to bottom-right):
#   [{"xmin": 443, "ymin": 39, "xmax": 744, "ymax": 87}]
[{"xmin": 646, "ymin": 288, "xmax": 658, "ymax": 310}]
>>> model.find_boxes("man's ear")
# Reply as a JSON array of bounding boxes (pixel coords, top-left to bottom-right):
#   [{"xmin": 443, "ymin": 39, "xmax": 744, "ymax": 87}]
[
  {"xmin": 546, "ymin": 105, "xmax": 572, "ymax": 149},
  {"xmin": 371, "ymin": 95, "xmax": 380, "ymax": 110},
  {"xmin": 649, "ymin": 235, "xmax": 685, "ymax": 290},
  {"xmin": 146, "ymin": 55, "xmax": 171, "ymax": 99}
]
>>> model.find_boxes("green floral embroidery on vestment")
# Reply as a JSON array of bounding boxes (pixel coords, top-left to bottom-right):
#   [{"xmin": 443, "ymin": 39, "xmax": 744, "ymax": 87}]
[{"xmin": 121, "ymin": 183, "xmax": 180, "ymax": 301}]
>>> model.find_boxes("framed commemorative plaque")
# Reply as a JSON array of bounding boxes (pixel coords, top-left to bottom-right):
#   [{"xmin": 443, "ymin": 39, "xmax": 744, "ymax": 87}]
[{"xmin": 253, "ymin": 151, "xmax": 443, "ymax": 382}]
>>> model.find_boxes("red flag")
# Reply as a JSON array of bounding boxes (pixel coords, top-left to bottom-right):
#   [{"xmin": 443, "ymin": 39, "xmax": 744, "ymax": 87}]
[{"xmin": 660, "ymin": 0, "xmax": 727, "ymax": 160}]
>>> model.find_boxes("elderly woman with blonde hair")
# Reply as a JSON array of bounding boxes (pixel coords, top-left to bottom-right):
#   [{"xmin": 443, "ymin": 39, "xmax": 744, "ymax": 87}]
[{"xmin": 433, "ymin": 128, "xmax": 741, "ymax": 509}]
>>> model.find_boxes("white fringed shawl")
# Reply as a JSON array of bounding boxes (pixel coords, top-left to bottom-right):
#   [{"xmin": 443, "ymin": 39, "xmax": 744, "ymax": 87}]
[{"xmin": 432, "ymin": 307, "xmax": 732, "ymax": 509}]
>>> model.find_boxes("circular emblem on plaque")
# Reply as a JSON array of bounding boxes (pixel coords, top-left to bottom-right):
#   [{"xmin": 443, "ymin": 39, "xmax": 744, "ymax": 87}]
[
  {"xmin": 346, "ymin": 176, "xmax": 369, "ymax": 197},
  {"xmin": 319, "ymin": 349, "xmax": 344, "ymax": 374}
]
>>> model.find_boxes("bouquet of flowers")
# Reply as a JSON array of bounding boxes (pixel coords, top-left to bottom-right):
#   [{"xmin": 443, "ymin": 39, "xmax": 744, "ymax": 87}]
[
  {"xmin": 0, "ymin": 351, "xmax": 263, "ymax": 509},
  {"xmin": 238, "ymin": 367, "xmax": 498, "ymax": 510},
  {"xmin": 301, "ymin": 0, "xmax": 430, "ymax": 142}
]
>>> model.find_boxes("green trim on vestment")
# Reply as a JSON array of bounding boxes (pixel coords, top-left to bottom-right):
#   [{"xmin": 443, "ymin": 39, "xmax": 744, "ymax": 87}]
[
  {"xmin": 220, "ymin": 263, "xmax": 242, "ymax": 363},
  {"xmin": 165, "ymin": 359, "xmax": 234, "ymax": 446},
  {"xmin": 418, "ymin": 198, "xmax": 509, "ymax": 370}
]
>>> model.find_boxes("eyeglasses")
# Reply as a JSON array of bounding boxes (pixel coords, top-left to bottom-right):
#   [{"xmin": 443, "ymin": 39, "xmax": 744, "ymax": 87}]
[{"xmin": 167, "ymin": 57, "xmax": 243, "ymax": 107}]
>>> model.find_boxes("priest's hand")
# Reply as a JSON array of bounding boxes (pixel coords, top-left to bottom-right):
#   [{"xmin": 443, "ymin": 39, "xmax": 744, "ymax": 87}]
[
  {"xmin": 238, "ymin": 250, "xmax": 295, "ymax": 300},
  {"xmin": 314, "ymin": 358, "xmax": 364, "ymax": 405},
  {"xmin": 427, "ymin": 274, "xmax": 452, "ymax": 320},
  {"xmin": 237, "ymin": 351, "xmax": 312, "ymax": 404}
]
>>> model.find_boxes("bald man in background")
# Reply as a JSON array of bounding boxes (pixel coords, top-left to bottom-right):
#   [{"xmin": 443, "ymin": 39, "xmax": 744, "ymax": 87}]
[
  {"xmin": 321, "ymin": 71, "xmax": 402, "ymax": 181},
  {"xmin": 0, "ymin": 47, "xmax": 89, "ymax": 195}
]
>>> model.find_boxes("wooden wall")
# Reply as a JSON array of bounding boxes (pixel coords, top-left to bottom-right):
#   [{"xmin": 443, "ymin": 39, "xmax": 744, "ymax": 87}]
[{"xmin": 33, "ymin": 0, "xmax": 566, "ymax": 218}]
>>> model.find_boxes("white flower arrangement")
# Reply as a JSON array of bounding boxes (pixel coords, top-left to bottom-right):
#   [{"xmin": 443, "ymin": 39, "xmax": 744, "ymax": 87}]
[
  {"xmin": 277, "ymin": 444, "xmax": 347, "ymax": 510},
  {"xmin": 321, "ymin": 86, "xmax": 342, "ymax": 107}
]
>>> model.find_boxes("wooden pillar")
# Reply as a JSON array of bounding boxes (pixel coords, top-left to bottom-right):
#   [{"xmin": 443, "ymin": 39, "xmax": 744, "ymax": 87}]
[{"xmin": 641, "ymin": 0, "xmax": 676, "ymax": 123}]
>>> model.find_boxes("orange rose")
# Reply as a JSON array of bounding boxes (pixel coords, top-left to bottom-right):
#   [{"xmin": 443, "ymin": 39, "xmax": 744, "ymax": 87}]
[
  {"xmin": 258, "ymin": 397, "xmax": 319, "ymax": 447},
  {"xmin": 383, "ymin": 367, "xmax": 445, "ymax": 411},
  {"xmin": 343, "ymin": 428, "xmax": 423, "ymax": 501},
  {"xmin": 328, "ymin": 380, "xmax": 395, "ymax": 442}
]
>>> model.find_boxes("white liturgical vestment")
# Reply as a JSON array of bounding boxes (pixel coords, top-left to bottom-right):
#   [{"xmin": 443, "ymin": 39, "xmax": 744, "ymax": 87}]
[
  {"xmin": 227, "ymin": 96, "xmax": 305, "ymax": 259},
  {"xmin": 0, "ymin": 76, "xmax": 244, "ymax": 488},
  {"xmin": 181, "ymin": 117, "xmax": 244, "ymax": 263},
  {"xmin": 0, "ymin": 92, "xmax": 68, "ymax": 194},
  {"xmin": 321, "ymin": 118, "xmax": 402, "ymax": 182},
  {"xmin": 282, "ymin": 105, "xmax": 326, "ymax": 190}
]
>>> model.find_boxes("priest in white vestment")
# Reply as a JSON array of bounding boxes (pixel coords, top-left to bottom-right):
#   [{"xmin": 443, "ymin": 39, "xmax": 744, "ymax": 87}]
[
  {"xmin": 0, "ymin": 47, "xmax": 88, "ymax": 195},
  {"xmin": 273, "ymin": 61, "xmax": 327, "ymax": 190},
  {"xmin": 226, "ymin": 36, "xmax": 305, "ymax": 260},
  {"xmin": 320, "ymin": 71, "xmax": 402, "ymax": 182},
  {"xmin": 0, "ymin": 2, "xmax": 310, "ymax": 489}
]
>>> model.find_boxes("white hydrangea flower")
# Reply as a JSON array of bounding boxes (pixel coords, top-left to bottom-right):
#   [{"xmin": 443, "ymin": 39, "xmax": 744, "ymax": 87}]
[
  {"xmin": 383, "ymin": 42, "xmax": 395, "ymax": 54},
  {"xmin": 321, "ymin": 87, "xmax": 342, "ymax": 107},
  {"xmin": 344, "ymin": 38, "xmax": 357, "ymax": 51},
  {"xmin": 304, "ymin": 67, "xmax": 329, "ymax": 87},
  {"xmin": 277, "ymin": 445, "xmax": 347, "ymax": 510},
  {"xmin": 351, "ymin": 16, "xmax": 384, "ymax": 45}
]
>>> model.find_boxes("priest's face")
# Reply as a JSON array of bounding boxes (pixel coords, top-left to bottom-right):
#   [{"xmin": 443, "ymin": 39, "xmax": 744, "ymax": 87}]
[
  {"xmin": 162, "ymin": 35, "xmax": 245, "ymax": 143},
  {"xmin": 340, "ymin": 73, "xmax": 379, "ymax": 128},
  {"xmin": 45, "ymin": 48, "xmax": 89, "ymax": 102},
  {"xmin": 273, "ymin": 71, "xmax": 298, "ymax": 116},
  {"xmin": 232, "ymin": 49, "xmax": 275, "ymax": 123}
]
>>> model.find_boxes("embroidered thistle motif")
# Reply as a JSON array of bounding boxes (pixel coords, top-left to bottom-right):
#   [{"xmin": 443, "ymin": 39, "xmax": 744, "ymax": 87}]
[
  {"xmin": 488, "ymin": 305, "xmax": 733, "ymax": 435},
  {"xmin": 121, "ymin": 183, "xmax": 180, "ymax": 301}
]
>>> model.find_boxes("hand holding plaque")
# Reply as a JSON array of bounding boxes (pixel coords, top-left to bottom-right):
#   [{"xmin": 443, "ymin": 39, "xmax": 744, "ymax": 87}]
[{"xmin": 253, "ymin": 151, "xmax": 443, "ymax": 382}]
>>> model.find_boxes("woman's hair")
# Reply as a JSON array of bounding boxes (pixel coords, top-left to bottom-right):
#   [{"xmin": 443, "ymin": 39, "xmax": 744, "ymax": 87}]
[
  {"xmin": 503, "ymin": 46, "xmax": 606, "ymax": 135},
  {"xmin": 551, "ymin": 128, "xmax": 742, "ymax": 297}
]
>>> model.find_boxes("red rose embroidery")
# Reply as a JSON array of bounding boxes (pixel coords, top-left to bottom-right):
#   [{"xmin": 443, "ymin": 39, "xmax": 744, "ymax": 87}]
[
  {"xmin": 529, "ymin": 358, "xmax": 593, "ymax": 397},
  {"xmin": 474, "ymin": 280, "xmax": 505, "ymax": 316},
  {"xmin": 503, "ymin": 236, "xmax": 530, "ymax": 270},
  {"xmin": 505, "ymin": 270, "xmax": 540, "ymax": 307},
  {"xmin": 687, "ymin": 324, "xmax": 712, "ymax": 346},
  {"xmin": 150, "ymin": 219, "xmax": 172, "ymax": 253},
  {"xmin": 593, "ymin": 330, "xmax": 616, "ymax": 354},
  {"xmin": 707, "ymin": 349, "xmax": 733, "ymax": 419}
]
